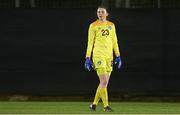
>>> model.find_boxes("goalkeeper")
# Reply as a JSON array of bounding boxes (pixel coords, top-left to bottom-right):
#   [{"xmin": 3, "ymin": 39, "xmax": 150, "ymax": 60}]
[{"xmin": 84, "ymin": 6, "xmax": 122, "ymax": 112}]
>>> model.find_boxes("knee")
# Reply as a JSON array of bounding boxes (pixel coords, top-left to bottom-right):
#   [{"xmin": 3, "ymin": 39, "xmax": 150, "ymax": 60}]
[{"xmin": 100, "ymin": 79, "xmax": 108, "ymax": 88}]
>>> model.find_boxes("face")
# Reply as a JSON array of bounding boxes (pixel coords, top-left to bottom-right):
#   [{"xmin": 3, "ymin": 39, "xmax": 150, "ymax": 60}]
[{"xmin": 97, "ymin": 8, "xmax": 108, "ymax": 21}]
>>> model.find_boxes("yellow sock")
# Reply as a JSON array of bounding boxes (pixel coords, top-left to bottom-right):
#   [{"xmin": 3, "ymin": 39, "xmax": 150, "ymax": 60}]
[
  {"xmin": 99, "ymin": 87, "xmax": 109, "ymax": 107},
  {"xmin": 93, "ymin": 85, "xmax": 100, "ymax": 105}
]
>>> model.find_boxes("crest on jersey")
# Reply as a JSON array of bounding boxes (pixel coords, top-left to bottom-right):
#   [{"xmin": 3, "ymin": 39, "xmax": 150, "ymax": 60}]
[
  {"xmin": 97, "ymin": 61, "xmax": 102, "ymax": 65},
  {"xmin": 108, "ymin": 26, "xmax": 112, "ymax": 30}
]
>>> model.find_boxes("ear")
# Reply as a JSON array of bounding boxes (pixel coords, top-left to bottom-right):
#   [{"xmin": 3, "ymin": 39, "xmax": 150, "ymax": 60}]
[{"xmin": 106, "ymin": 12, "xmax": 109, "ymax": 17}]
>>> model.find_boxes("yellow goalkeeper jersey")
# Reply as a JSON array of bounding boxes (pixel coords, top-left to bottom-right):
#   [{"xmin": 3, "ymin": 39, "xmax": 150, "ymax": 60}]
[{"xmin": 86, "ymin": 20, "xmax": 120, "ymax": 59}]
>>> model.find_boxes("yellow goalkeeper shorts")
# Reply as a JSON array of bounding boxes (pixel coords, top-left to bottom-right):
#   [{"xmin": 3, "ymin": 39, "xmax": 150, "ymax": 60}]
[{"xmin": 92, "ymin": 57, "xmax": 113, "ymax": 72}]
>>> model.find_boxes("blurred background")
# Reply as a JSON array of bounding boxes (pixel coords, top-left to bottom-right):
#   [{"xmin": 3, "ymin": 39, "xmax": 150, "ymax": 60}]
[
  {"xmin": 0, "ymin": 0, "xmax": 180, "ymax": 8},
  {"xmin": 0, "ymin": 0, "xmax": 180, "ymax": 101}
]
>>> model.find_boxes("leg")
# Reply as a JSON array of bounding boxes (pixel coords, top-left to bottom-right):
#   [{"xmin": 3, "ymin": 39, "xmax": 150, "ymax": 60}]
[
  {"xmin": 90, "ymin": 57, "xmax": 113, "ymax": 111},
  {"xmin": 98, "ymin": 69, "xmax": 113, "ymax": 112},
  {"xmin": 91, "ymin": 68, "xmax": 108, "ymax": 111},
  {"xmin": 97, "ymin": 68, "xmax": 110, "ymax": 108},
  {"xmin": 91, "ymin": 58, "xmax": 106, "ymax": 107},
  {"xmin": 92, "ymin": 85, "xmax": 100, "ymax": 105}
]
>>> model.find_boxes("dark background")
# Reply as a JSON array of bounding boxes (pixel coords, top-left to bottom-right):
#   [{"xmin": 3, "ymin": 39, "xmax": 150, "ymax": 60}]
[{"xmin": 0, "ymin": 9, "xmax": 180, "ymax": 97}]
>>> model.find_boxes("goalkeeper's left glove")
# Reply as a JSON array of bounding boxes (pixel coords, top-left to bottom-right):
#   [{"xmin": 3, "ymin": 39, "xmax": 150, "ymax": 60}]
[{"xmin": 114, "ymin": 56, "xmax": 122, "ymax": 69}]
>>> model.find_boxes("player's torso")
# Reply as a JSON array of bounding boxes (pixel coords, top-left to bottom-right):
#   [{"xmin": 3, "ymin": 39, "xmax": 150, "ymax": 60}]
[{"xmin": 92, "ymin": 20, "xmax": 114, "ymax": 58}]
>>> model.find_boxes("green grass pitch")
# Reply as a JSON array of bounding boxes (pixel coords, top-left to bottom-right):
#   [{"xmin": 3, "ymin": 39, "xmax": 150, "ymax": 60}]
[{"xmin": 0, "ymin": 101, "xmax": 180, "ymax": 114}]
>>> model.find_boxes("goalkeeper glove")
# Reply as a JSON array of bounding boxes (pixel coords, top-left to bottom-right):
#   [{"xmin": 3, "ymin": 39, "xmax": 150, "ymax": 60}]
[
  {"xmin": 114, "ymin": 56, "xmax": 122, "ymax": 69},
  {"xmin": 84, "ymin": 57, "xmax": 93, "ymax": 71}
]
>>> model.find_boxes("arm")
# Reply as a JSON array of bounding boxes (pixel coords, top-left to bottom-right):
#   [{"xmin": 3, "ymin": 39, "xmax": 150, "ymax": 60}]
[
  {"xmin": 113, "ymin": 24, "xmax": 122, "ymax": 69},
  {"xmin": 84, "ymin": 24, "xmax": 95, "ymax": 71},
  {"xmin": 86, "ymin": 24, "xmax": 95, "ymax": 58},
  {"xmin": 112, "ymin": 24, "xmax": 120, "ymax": 57}
]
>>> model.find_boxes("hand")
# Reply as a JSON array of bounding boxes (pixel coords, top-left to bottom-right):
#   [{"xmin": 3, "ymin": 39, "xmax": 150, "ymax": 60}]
[
  {"xmin": 84, "ymin": 57, "xmax": 93, "ymax": 71},
  {"xmin": 114, "ymin": 56, "xmax": 122, "ymax": 69}
]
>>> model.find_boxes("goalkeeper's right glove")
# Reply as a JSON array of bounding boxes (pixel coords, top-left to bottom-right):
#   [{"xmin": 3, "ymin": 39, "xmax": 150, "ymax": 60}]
[{"xmin": 84, "ymin": 57, "xmax": 93, "ymax": 71}]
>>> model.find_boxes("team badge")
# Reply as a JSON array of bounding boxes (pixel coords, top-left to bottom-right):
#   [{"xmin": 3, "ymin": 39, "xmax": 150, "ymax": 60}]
[
  {"xmin": 108, "ymin": 26, "xmax": 112, "ymax": 30},
  {"xmin": 97, "ymin": 61, "xmax": 102, "ymax": 65}
]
